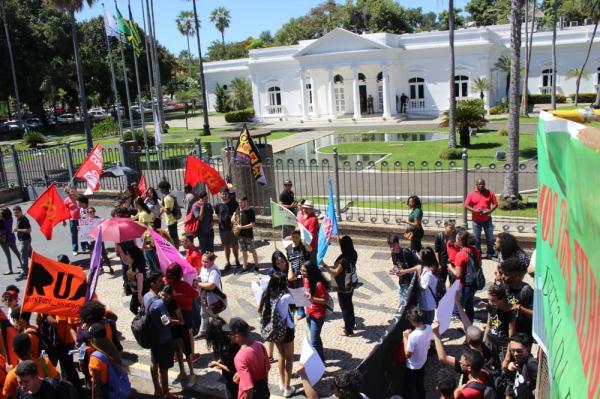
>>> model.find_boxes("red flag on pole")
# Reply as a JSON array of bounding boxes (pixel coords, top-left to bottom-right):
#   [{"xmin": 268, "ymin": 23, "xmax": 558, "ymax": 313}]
[
  {"xmin": 74, "ymin": 144, "xmax": 103, "ymax": 195},
  {"xmin": 184, "ymin": 156, "xmax": 227, "ymax": 195},
  {"xmin": 138, "ymin": 175, "xmax": 147, "ymax": 196},
  {"xmin": 27, "ymin": 183, "xmax": 70, "ymax": 240}
]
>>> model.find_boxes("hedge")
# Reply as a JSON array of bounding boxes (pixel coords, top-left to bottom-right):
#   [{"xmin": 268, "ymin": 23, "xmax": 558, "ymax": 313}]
[
  {"xmin": 569, "ymin": 93, "xmax": 597, "ymax": 103},
  {"xmin": 224, "ymin": 108, "xmax": 255, "ymax": 123},
  {"xmin": 438, "ymin": 147, "xmax": 464, "ymax": 160},
  {"xmin": 527, "ymin": 94, "xmax": 567, "ymax": 104}
]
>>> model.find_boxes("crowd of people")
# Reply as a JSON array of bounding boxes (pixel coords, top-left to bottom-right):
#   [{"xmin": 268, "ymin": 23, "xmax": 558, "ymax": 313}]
[{"xmin": 0, "ymin": 175, "xmax": 540, "ymax": 399}]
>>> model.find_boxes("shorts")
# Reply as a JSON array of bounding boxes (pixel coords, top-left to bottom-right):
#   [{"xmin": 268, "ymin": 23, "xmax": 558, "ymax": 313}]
[
  {"xmin": 151, "ymin": 342, "xmax": 174, "ymax": 371},
  {"xmin": 238, "ymin": 236, "xmax": 255, "ymax": 252},
  {"xmin": 182, "ymin": 310, "xmax": 193, "ymax": 329},
  {"xmin": 219, "ymin": 230, "xmax": 236, "ymax": 247},
  {"xmin": 283, "ymin": 327, "xmax": 295, "ymax": 344}
]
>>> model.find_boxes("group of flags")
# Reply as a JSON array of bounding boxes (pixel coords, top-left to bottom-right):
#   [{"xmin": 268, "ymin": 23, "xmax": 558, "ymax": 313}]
[{"xmin": 104, "ymin": 3, "xmax": 143, "ymax": 57}]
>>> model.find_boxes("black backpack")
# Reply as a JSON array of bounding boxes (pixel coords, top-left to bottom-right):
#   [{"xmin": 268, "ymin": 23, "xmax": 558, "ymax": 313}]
[
  {"xmin": 168, "ymin": 195, "xmax": 182, "ymax": 220},
  {"xmin": 464, "ymin": 380, "xmax": 496, "ymax": 399},
  {"xmin": 131, "ymin": 297, "xmax": 157, "ymax": 349},
  {"xmin": 463, "ymin": 249, "xmax": 486, "ymax": 290},
  {"xmin": 260, "ymin": 295, "xmax": 287, "ymax": 343}
]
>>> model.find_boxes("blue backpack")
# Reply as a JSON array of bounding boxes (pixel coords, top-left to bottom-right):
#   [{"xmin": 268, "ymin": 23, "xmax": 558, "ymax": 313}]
[{"xmin": 91, "ymin": 351, "xmax": 131, "ymax": 399}]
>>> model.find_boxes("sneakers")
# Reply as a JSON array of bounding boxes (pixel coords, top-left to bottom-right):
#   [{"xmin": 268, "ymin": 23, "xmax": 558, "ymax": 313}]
[
  {"xmin": 283, "ymin": 386, "xmax": 296, "ymax": 397},
  {"xmin": 15, "ymin": 273, "xmax": 27, "ymax": 281},
  {"xmin": 72, "ymin": 251, "xmax": 78, "ymax": 256}
]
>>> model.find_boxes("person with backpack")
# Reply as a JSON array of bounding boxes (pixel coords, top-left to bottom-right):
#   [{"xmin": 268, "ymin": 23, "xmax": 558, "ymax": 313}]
[
  {"xmin": 214, "ymin": 187, "xmax": 240, "ymax": 271},
  {"xmin": 195, "ymin": 252, "xmax": 224, "ymax": 339},
  {"xmin": 192, "ymin": 191, "xmax": 214, "ymax": 253},
  {"xmin": 497, "ymin": 258, "xmax": 534, "ymax": 338},
  {"xmin": 258, "ymin": 272, "xmax": 295, "ymax": 397},
  {"xmin": 13, "ymin": 360, "xmax": 63, "ymax": 398},
  {"xmin": 2, "ymin": 334, "xmax": 60, "ymax": 398},
  {"xmin": 85, "ymin": 323, "xmax": 130, "ymax": 399},
  {"xmin": 143, "ymin": 271, "xmax": 175, "ymax": 399},
  {"xmin": 416, "ymin": 247, "xmax": 440, "ymax": 325},
  {"xmin": 228, "ymin": 317, "xmax": 271, "ymax": 399},
  {"xmin": 484, "ymin": 282, "xmax": 515, "ymax": 371},
  {"xmin": 301, "ymin": 261, "xmax": 330, "ymax": 362},
  {"xmin": 502, "ymin": 333, "xmax": 537, "ymax": 399},
  {"xmin": 158, "ymin": 180, "xmax": 181, "ymax": 249},
  {"xmin": 326, "ymin": 235, "xmax": 357, "ymax": 336},
  {"xmin": 448, "ymin": 230, "xmax": 482, "ymax": 322},
  {"xmin": 388, "ymin": 234, "xmax": 421, "ymax": 307},
  {"xmin": 454, "ymin": 349, "xmax": 491, "ymax": 399}
]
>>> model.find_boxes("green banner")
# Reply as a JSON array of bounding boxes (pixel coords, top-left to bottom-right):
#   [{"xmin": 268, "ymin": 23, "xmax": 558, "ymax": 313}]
[{"xmin": 534, "ymin": 111, "xmax": 600, "ymax": 398}]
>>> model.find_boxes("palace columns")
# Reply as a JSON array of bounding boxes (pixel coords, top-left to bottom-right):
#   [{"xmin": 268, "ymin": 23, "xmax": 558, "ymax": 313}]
[
  {"xmin": 382, "ymin": 64, "xmax": 391, "ymax": 118},
  {"xmin": 352, "ymin": 66, "xmax": 361, "ymax": 119}
]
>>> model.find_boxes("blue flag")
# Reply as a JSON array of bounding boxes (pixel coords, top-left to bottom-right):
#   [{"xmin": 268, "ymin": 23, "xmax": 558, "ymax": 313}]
[
  {"xmin": 86, "ymin": 229, "xmax": 103, "ymax": 301},
  {"xmin": 316, "ymin": 181, "xmax": 338, "ymax": 265}
]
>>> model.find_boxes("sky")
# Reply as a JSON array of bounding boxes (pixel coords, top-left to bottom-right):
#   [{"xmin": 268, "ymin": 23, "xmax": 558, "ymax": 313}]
[{"xmin": 77, "ymin": 1, "xmax": 470, "ymax": 56}]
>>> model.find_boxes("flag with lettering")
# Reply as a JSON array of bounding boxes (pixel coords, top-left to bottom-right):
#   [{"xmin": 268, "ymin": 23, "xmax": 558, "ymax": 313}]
[
  {"xmin": 234, "ymin": 124, "xmax": 267, "ymax": 185},
  {"xmin": 86, "ymin": 228, "xmax": 103, "ymax": 301},
  {"xmin": 316, "ymin": 180, "xmax": 338, "ymax": 265},
  {"xmin": 27, "ymin": 183, "xmax": 70, "ymax": 240},
  {"xmin": 533, "ymin": 111, "xmax": 600, "ymax": 398},
  {"xmin": 184, "ymin": 155, "xmax": 227, "ymax": 195},
  {"xmin": 23, "ymin": 252, "xmax": 88, "ymax": 318},
  {"xmin": 74, "ymin": 144, "xmax": 103, "ymax": 195},
  {"xmin": 149, "ymin": 228, "xmax": 196, "ymax": 284}
]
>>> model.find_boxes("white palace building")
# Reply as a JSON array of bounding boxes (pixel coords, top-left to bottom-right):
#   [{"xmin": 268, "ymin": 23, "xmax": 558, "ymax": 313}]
[{"xmin": 203, "ymin": 23, "xmax": 600, "ymax": 121}]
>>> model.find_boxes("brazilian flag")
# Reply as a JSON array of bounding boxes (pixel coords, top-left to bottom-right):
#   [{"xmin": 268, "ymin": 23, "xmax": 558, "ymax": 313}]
[{"xmin": 116, "ymin": 4, "xmax": 142, "ymax": 58}]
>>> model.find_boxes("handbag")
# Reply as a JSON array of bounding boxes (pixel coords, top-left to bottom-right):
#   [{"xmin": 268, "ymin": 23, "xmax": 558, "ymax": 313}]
[
  {"xmin": 207, "ymin": 286, "xmax": 227, "ymax": 314},
  {"xmin": 183, "ymin": 209, "xmax": 200, "ymax": 235}
]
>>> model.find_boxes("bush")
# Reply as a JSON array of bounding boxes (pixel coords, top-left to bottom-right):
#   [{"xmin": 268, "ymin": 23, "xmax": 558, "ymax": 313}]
[
  {"xmin": 527, "ymin": 94, "xmax": 567, "ymax": 105},
  {"xmin": 438, "ymin": 147, "xmax": 464, "ymax": 160},
  {"xmin": 91, "ymin": 118, "xmax": 120, "ymax": 139},
  {"xmin": 440, "ymin": 99, "xmax": 487, "ymax": 147},
  {"xmin": 489, "ymin": 106, "xmax": 501, "ymax": 115},
  {"xmin": 498, "ymin": 127, "xmax": 508, "ymax": 136},
  {"xmin": 489, "ymin": 100, "xmax": 509, "ymax": 115},
  {"xmin": 124, "ymin": 129, "xmax": 155, "ymax": 147},
  {"xmin": 23, "ymin": 130, "xmax": 46, "ymax": 148},
  {"xmin": 570, "ymin": 93, "xmax": 597, "ymax": 103},
  {"xmin": 224, "ymin": 108, "xmax": 255, "ymax": 123}
]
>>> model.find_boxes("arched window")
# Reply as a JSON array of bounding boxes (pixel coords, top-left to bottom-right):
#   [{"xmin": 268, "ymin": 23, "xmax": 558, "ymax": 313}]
[
  {"xmin": 455, "ymin": 75, "xmax": 469, "ymax": 98},
  {"xmin": 358, "ymin": 73, "xmax": 366, "ymax": 83},
  {"xmin": 376, "ymin": 72, "xmax": 383, "ymax": 82},
  {"xmin": 542, "ymin": 68, "xmax": 553, "ymax": 88},
  {"xmin": 268, "ymin": 86, "xmax": 281, "ymax": 106},
  {"xmin": 408, "ymin": 77, "xmax": 425, "ymax": 100},
  {"xmin": 334, "ymin": 75, "xmax": 345, "ymax": 113}
]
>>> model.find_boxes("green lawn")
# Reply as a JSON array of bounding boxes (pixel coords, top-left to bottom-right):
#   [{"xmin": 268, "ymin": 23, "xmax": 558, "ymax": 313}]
[{"xmin": 318, "ymin": 131, "xmax": 537, "ymax": 167}]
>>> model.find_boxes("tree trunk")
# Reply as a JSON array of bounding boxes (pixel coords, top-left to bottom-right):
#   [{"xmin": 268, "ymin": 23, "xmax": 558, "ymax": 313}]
[
  {"xmin": 551, "ymin": 0, "xmax": 558, "ymax": 110},
  {"xmin": 505, "ymin": 74, "xmax": 510, "ymax": 99},
  {"xmin": 521, "ymin": 0, "xmax": 530, "ymax": 116},
  {"xmin": 70, "ymin": 10, "xmax": 92, "ymax": 151},
  {"xmin": 186, "ymin": 35, "xmax": 192, "ymax": 77},
  {"xmin": 503, "ymin": 0, "xmax": 523, "ymax": 204},
  {"xmin": 192, "ymin": 0, "xmax": 211, "ymax": 135},
  {"xmin": 576, "ymin": 20, "xmax": 598, "ymax": 106},
  {"xmin": 221, "ymin": 30, "xmax": 225, "ymax": 45},
  {"xmin": 448, "ymin": 0, "xmax": 457, "ymax": 148}
]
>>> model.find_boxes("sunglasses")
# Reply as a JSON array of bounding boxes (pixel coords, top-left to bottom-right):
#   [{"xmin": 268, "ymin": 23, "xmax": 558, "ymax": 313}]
[{"xmin": 2, "ymin": 297, "xmax": 13, "ymax": 302}]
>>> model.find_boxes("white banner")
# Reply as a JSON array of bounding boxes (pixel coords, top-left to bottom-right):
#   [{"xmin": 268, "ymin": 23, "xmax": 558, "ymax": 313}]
[{"xmin": 78, "ymin": 218, "xmax": 102, "ymax": 243}]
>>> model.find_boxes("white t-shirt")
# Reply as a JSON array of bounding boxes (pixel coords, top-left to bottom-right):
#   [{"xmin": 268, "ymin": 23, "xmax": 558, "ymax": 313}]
[
  {"xmin": 275, "ymin": 293, "xmax": 294, "ymax": 329},
  {"xmin": 406, "ymin": 324, "xmax": 433, "ymax": 370},
  {"xmin": 419, "ymin": 267, "xmax": 438, "ymax": 312},
  {"xmin": 200, "ymin": 264, "xmax": 221, "ymax": 289}
]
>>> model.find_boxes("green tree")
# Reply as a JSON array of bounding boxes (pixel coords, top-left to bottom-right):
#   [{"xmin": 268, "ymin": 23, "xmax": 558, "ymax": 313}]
[
  {"xmin": 578, "ymin": 0, "xmax": 600, "ymax": 108},
  {"xmin": 565, "ymin": 67, "xmax": 590, "ymax": 105},
  {"xmin": 227, "ymin": 77, "xmax": 253, "ymax": 110},
  {"xmin": 206, "ymin": 40, "xmax": 248, "ymax": 61},
  {"xmin": 176, "ymin": 10, "xmax": 196, "ymax": 77},
  {"xmin": 438, "ymin": 7, "xmax": 466, "ymax": 30},
  {"xmin": 440, "ymin": 99, "xmax": 488, "ymax": 147},
  {"xmin": 210, "ymin": 6, "xmax": 231, "ymax": 45},
  {"xmin": 43, "ymin": 0, "xmax": 96, "ymax": 150},
  {"xmin": 465, "ymin": 0, "xmax": 511, "ymax": 26},
  {"xmin": 539, "ymin": 0, "xmax": 585, "ymax": 28},
  {"xmin": 274, "ymin": 19, "xmax": 308, "ymax": 45},
  {"xmin": 471, "ymin": 77, "xmax": 493, "ymax": 101},
  {"xmin": 494, "ymin": 54, "xmax": 512, "ymax": 98},
  {"xmin": 214, "ymin": 83, "xmax": 230, "ymax": 113}
]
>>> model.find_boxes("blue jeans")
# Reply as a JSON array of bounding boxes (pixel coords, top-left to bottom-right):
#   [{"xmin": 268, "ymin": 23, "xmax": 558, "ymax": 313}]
[
  {"xmin": 472, "ymin": 219, "xmax": 495, "ymax": 257},
  {"xmin": 144, "ymin": 250, "xmax": 160, "ymax": 273},
  {"xmin": 69, "ymin": 220, "xmax": 79, "ymax": 252},
  {"xmin": 454, "ymin": 284, "xmax": 476, "ymax": 322},
  {"xmin": 19, "ymin": 239, "xmax": 31, "ymax": 275},
  {"xmin": 307, "ymin": 316, "xmax": 325, "ymax": 361},
  {"xmin": 197, "ymin": 229, "xmax": 214, "ymax": 253},
  {"xmin": 337, "ymin": 291, "xmax": 355, "ymax": 334}
]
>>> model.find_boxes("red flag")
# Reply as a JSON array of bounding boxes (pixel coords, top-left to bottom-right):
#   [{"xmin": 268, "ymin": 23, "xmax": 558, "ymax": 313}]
[
  {"xmin": 27, "ymin": 183, "xmax": 70, "ymax": 240},
  {"xmin": 74, "ymin": 144, "xmax": 103, "ymax": 195},
  {"xmin": 138, "ymin": 175, "xmax": 147, "ymax": 196},
  {"xmin": 184, "ymin": 156, "xmax": 227, "ymax": 195}
]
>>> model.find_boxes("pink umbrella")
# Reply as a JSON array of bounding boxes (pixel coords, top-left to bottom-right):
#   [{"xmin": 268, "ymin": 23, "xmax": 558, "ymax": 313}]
[{"xmin": 89, "ymin": 217, "xmax": 147, "ymax": 243}]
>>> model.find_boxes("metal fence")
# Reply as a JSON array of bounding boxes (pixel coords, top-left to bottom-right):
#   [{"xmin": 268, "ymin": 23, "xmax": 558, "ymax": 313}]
[{"xmin": 0, "ymin": 141, "xmax": 537, "ymax": 233}]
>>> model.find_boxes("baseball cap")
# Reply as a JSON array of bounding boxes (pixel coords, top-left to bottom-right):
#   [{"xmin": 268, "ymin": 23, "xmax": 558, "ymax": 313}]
[{"xmin": 227, "ymin": 317, "xmax": 250, "ymax": 334}]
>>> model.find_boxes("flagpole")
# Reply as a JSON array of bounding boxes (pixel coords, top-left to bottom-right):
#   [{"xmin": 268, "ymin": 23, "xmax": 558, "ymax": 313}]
[
  {"xmin": 149, "ymin": 0, "xmax": 165, "ymax": 129},
  {"xmin": 118, "ymin": 38, "xmax": 136, "ymax": 137},
  {"xmin": 128, "ymin": 0, "xmax": 150, "ymax": 171},
  {"xmin": 102, "ymin": 4, "xmax": 124, "ymax": 142},
  {"xmin": 145, "ymin": 0, "xmax": 164, "ymax": 130},
  {"xmin": 139, "ymin": 0, "xmax": 154, "ymax": 102}
]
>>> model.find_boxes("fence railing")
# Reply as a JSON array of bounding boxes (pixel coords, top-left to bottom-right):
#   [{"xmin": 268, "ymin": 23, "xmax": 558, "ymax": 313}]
[{"xmin": 0, "ymin": 141, "xmax": 538, "ymax": 234}]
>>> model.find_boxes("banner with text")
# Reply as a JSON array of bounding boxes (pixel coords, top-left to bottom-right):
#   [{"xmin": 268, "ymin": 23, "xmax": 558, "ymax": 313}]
[{"xmin": 533, "ymin": 111, "xmax": 600, "ymax": 398}]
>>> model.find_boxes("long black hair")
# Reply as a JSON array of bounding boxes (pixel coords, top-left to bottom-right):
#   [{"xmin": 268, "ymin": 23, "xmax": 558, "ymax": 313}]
[
  {"xmin": 407, "ymin": 195, "xmax": 422, "ymax": 209},
  {"xmin": 135, "ymin": 197, "xmax": 151, "ymax": 214},
  {"xmin": 303, "ymin": 261, "xmax": 329, "ymax": 295},
  {"xmin": 206, "ymin": 317, "xmax": 234, "ymax": 358},
  {"xmin": 271, "ymin": 250, "xmax": 289, "ymax": 272},
  {"xmin": 496, "ymin": 232, "xmax": 522, "ymax": 260},
  {"xmin": 120, "ymin": 242, "xmax": 145, "ymax": 272},
  {"xmin": 258, "ymin": 272, "xmax": 288, "ymax": 314},
  {"xmin": 339, "ymin": 235, "xmax": 358, "ymax": 263},
  {"xmin": 420, "ymin": 247, "xmax": 440, "ymax": 275}
]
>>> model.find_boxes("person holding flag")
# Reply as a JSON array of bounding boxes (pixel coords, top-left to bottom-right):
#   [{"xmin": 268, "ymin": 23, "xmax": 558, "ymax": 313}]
[
  {"xmin": 297, "ymin": 201, "xmax": 319, "ymax": 263},
  {"xmin": 316, "ymin": 180, "xmax": 339, "ymax": 266},
  {"xmin": 63, "ymin": 186, "xmax": 81, "ymax": 256}
]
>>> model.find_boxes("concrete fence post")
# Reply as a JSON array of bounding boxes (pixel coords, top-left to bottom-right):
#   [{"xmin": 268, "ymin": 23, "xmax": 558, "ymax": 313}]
[
  {"xmin": 10, "ymin": 145, "xmax": 27, "ymax": 201},
  {"xmin": 64, "ymin": 143, "xmax": 75, "ymax": 179}
]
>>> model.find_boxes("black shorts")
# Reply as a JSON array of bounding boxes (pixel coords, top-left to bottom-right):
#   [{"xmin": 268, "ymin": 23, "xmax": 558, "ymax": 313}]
[
  {"xmin": 151, "ymin": 342, "xmax": 174, "ymax": 371},
  {"xmin": 182, "ymin": 310, "xmax": 193, "ymax": 329},
  {"xmin": 283, "ymin": 327, "xmax": 295, "ymax": 344}
]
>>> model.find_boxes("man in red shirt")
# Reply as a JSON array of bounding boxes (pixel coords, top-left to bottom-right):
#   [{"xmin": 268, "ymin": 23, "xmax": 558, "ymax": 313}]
[
  {"xmin": 228, "ymin": 317, "xmax": 270, "ymax": 399},
  {"xmin": 464, "ymin": 179, "xmax": 497, "ymax": 259},
  {"xmin": 297, "ymin": 201, "xmax": 319, "ymax": 262},
  {"xmin": 455, "ymin": 349, "xmax": 490, "ymax": 399},
  {"xmin": 62, "ymin": 185, "xmax": 80, "ymax": 256}
]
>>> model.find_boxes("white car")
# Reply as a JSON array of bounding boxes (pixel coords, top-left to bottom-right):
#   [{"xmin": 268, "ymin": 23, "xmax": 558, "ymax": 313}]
[
  {"xmin": 89, "ymin": 110, "xmax": 108, "ymax": 120},
  {"xmin": 57, "ymin": 114, "xmax": 76, "ymax": 124}
]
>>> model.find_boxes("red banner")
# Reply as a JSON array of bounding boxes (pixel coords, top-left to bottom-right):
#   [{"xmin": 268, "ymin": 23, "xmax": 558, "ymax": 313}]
[
  {"xmin": 138, "ymin": 175, "xmax": 147, "ymax": 196},
  {"xmin": 23, "ymin": 252, "xmax": 88, "ymax": 318},
  {"xmin": 74, "ymin": 144, "xmax": 103, "ymax": 194},
  {"xmin": 27, "ymin": 183, "xmax": 70, "ymax": 240},
  {"xmin": 184, "ymin": 156, "xmax": 227, "ymax": 195}
]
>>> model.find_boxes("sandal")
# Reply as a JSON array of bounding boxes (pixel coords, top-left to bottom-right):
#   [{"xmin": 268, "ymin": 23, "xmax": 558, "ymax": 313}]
[{"xmin": 339, "ymin": 331, "xmax": 354, "ymax": 337}]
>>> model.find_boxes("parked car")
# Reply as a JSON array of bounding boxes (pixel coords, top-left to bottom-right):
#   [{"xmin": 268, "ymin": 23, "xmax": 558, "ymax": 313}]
[
  {"xmin": 130, "ymin": 105, "xmax": 152, "ymax": 115},
  {"xmin": 89, "ymin": 110, "xmax": 109, "ymax": 120},
  {"xmin": 57, "ymin": 113, "xmax": 76, "ymax": 124},
  {"xmin": 25, "ymin": 118, "xmax": 42, "ymax": 129}
]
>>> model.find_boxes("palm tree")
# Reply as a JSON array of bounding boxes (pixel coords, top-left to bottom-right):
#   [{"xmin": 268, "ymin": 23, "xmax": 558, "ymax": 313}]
[
  {"xmin": 227, "ymin": 78, "xmax": 253, "ymax": 110},
  {"xmin": 176, "ymin": 11, "xmax": 195, "ymax": 77},
  {"xmin": 448, "ymin": 0, "xmax": 457, "ymax": 148},
  {"xmin": 209, "ymin": 6, "xmax": 230, "ymax": 45},
  {"xmin": 44, "ymin": 0, "xmax": 95, "ymax": 151},
  {"xmin": 565, "ymin": 67, "xmax": 590, "ymax": 105},
  {"xmin": 503, "ymin": 0, "xmax": 524, "ymax": 207},
  {"xmin": 190, "ymin": 0, "xmax": 211, "ymax": 135},
  {"xmin": 579, "ymin": 0, "xmax": 600, "ymax": 108},
  {"xmin": 494, "ymin": 54, "xmax": 512, "ymax": 99},
  {"xmin": 471, "ymin": 77, "xmax": 493, "ymax": 101},
  {"xmin": 551, "ymin": 0, "xmax": 558, "ymax": 110},
  {"xmin": 521, "ymin": 0, "xmax": 536, "ymax": 116}
]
